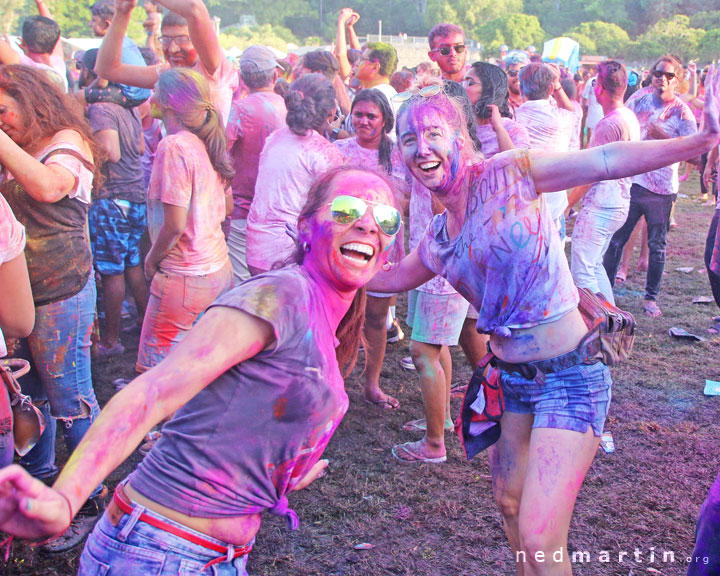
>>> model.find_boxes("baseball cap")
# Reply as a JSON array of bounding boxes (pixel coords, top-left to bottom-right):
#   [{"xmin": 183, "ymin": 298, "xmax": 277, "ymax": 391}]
[{"xmin": 240, "ymin": 45, "xmax": 282, "ymax": 74}]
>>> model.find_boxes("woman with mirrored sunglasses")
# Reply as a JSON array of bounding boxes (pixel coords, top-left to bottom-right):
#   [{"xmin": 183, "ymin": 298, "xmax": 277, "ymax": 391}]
[
  {"xmin": 369, "ymin": 69, "xmax": 720, "ymax": 575},
  {"xmin": 334, "ymin": 88, "xmax": 410, "ymax": 410},
  {"xmin": 0, "ymin": 166, "xmax": 399, "ymax": 575}
]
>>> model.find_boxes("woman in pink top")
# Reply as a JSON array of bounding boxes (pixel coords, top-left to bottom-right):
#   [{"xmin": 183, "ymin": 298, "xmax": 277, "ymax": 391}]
[
  {"xmin": 137, "ymin": 68, "xmax": 233, "ymax": 373},
  {"xmin": 247, "ymin": 73, "xmax": 344, "ymax": 274}
]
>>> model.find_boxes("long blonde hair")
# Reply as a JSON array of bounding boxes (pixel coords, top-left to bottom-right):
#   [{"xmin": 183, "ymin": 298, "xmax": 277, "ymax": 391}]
[{"xmin": 155, "ymin": 68, "xmax": 234, "ymax": 184}]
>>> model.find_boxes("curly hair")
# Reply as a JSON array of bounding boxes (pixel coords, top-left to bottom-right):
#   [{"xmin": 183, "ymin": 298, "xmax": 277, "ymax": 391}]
[
  {"xmin": 0, "ymin": 64, "xmax": 104, "ymax": 190},
  {"xmin": 155, "ymin": 68, "xmax": 234, "ymax": 185},
  {"xmin": 284, "ymin": 73, "xmax": 336, "ymax": 136},
  {"xmin": 351, "ymin": 89, "xmax": 395, "ymax": 175},
  {"xmin": 469, "ymin": 62, "xmax": 512, "ymax": 120},
  {"xmin": 365, "ymin": 43, "xmax": 398, "ymax": 78}
]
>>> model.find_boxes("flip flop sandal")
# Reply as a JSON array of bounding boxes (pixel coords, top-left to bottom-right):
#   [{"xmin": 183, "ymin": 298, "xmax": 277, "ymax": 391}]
[
  {"xmin": 644, "ymin": 301, "xmax": 662, "ymax": 317},
  {"xmin": 391, "ymin": 441, "xmax": 446, "ymax": 464},
  {"xmin": 402, "ymin": 418, "xmax": 454, "ymax": 432},
  {"xmin": 364, "ymin": 396, "xmax": 400, "ymax": 410}
]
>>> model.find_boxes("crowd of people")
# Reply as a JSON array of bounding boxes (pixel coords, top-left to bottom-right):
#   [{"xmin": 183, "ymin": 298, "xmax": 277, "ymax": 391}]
[{"xmin": 0, "ymin": 1, "xmax": 719, "ymax": 575}]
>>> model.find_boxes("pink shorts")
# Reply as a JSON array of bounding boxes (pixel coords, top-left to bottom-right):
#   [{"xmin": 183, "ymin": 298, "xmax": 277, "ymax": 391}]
[{"xmin": 136, "ymin": 261, "xmax": 233, "ymax": 372}]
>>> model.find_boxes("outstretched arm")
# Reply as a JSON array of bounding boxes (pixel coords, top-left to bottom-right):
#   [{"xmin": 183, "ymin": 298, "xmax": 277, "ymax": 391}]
[
  {"xmin": 366, "ymin": 247, "xmax": 436, "ymax": 294},
  {"xmin": 154, "ymin": 0, "xmax": 222, "ymax": 75},
  {"xmin": 335, "ymin": 8, "xmax": 353, "ymax": 81},
  {"xmin": 0, "ymin": 306, "xmax": 274, "ymax": 540},
  {"xmin": 532, "ymin": 66, "xmax": 720, "ymax": 194},
  {"xmin": 95, "ymin": 0, "xmax": 159, "ymax": 88}
]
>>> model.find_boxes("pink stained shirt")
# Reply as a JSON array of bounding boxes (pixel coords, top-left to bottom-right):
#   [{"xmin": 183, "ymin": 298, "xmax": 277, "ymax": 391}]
[
  {"xmin": 626, "ymin": 92, "xmax": 697, "ymax": 196},
  {"xmin": 247, "ymin": 126, "xmax": 344, "ymax": 271},
  {"xmin": 416, "ymin": 148, "xmax": 579, "ymax": 337},
  {"xmin": 147, "ymin": 131, "xmax": 230, "ymax": 276},
  {"xmin": 583, "ymin": 107, "xmax": 641, "ymax": 209},
  {"xmin": 226, "ymin": 91, "xmax": 287, "ymax": 220}
]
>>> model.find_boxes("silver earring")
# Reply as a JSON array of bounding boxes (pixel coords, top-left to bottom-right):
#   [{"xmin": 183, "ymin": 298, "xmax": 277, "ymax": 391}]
[{"xmin": 303, "ymin": 241, "xmax": 311, "ymax": 253}]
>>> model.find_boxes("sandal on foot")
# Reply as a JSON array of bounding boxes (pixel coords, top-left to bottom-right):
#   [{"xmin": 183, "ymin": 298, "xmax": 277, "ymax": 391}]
[
  {"xmin": 392, "ymin": 441, "xmax": 446, "ymax": 463},
  {"xmin": 644, "ymin": 301, "xmax": 662, "ymax": 317},
  {"xmin": 365, "ymin": 395, "xmax": 399, "ymax": 410}
]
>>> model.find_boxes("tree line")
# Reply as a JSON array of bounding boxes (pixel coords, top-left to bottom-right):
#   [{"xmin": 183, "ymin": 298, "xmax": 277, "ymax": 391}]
[{"xmin": 3, "ymin": 0, "xmax": 719, "ymax": 64}]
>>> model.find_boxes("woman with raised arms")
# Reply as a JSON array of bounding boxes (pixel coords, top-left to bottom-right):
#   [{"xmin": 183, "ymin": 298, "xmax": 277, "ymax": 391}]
[
  {"xmin": 369, "ymin": 69, "xmax": 720, "ymax": 575},
  {"xmin": 0, "ymin": 165, "xmax": 402, "ymax": 575}
]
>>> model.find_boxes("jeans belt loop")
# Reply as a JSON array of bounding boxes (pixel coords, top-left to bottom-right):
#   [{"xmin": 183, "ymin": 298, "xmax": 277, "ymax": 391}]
[{"xmin": 117, "ymin": 501, "xmax": 145, "ymax": 542}]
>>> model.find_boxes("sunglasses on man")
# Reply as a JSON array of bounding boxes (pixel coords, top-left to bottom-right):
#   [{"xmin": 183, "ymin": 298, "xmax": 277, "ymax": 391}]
[
  {"xmin": 431, "ymin": 44, "xmax": 466, "ymax": 57},
  {"xmin": 652, "ymin": 69, "xmax": 676, "ymax": 80}
]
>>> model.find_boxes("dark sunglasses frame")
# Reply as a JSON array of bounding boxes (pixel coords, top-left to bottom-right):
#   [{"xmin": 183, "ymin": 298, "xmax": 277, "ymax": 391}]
[
  {"xmin": 432, "ymin": 44, "xmax": 466, "ymax": 57},
  {"xmin": 652, "ymin": 69, "xmax": 676, "ymax": 80}
]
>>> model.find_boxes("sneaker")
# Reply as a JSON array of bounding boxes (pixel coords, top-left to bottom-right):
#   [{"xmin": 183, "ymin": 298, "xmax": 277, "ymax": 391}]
[
  {"xmin": 97, "ymin": 341, "xmax": 125, "ymax": 357},
  {"xmin": 42, "ymin": 487, "xmax": 106, "ymax": 553},
  {"xmin": 400, "ymin": 356, "xmax": 416, "ymax": 371},
  {"xmin": 387, "ymin": 319, "xmax": 405, "ymax": 343}
]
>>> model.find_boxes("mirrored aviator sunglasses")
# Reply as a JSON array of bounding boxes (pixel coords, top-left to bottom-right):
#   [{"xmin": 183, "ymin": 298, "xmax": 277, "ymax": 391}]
[
  {"xmin": 392, "ymin": 83, "xmax": 444, "ymax": 104},
  {"xmin": 329, "ymin": 195, "xmax": 402, "ymax": 236}
]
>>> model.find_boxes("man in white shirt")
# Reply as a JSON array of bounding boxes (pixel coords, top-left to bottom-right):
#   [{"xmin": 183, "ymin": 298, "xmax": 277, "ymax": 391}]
[
  {"xmin": 568, "ymin": 61, "xmax": 641, "ymax": 304},
  {"xmin": 515, "ymin": 62, "xmax": 580, "ymax": 238}
]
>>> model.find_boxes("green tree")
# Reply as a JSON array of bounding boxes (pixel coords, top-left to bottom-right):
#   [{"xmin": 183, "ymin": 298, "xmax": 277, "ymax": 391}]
[
  {"xmin": 564, "ymin": 31, "xmax": 595, "ymax": 55},
  {"xmin": 690, "ymin": 11, "xmax": 720, "ymax": 31},
  {"xmin": 566, "ymin": 21, "xmax": 630, "ymax": 57},
  {"xmin": 697, "ymin": 29, "xmax": 720, "ymax": 63},
  {"xmin": 476, "ymin": 13, "xmax": 546, "ymax": 54},
  {"xmin": 424, "ymin": 0, "xmax": 523, "ymax": 37},
  {"xmin": 219, "ymin": 23, "xmax": 298, "ymax": 51},
  {"xmin": 628, "ymin": 15, "xmax": 704, "ymax": 63}
]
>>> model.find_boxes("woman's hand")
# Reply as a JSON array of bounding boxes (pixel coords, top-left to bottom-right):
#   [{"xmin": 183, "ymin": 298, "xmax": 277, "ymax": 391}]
[
  {"xmin": 488, "ymin": 104, "xmax": 503, "ymax": 131},
  {"xmin": 0, "ymin": 465, "xmax": 72, "ymax": 539},
  {"xmin": 291, "ymin": 459, "xmax": 329, "ymax": 492},
  {"xmin": 144, "ymin": 257, "xmax": 159, "ymax": 281}
]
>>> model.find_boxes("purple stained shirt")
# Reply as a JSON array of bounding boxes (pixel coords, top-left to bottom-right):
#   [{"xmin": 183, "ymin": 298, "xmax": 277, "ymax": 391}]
[
  {"xmin": 475, "ymin": 118, "xmax": 530, "ymax": 160},
  {"xmin": 226, "ymin": 91, "xmax": 287, "ymax": 220},
  {"xmin": 416, "ymin": 148, "xmax": 579, "ymax": 337},
  {"xmin": 130, "ymin": 266, "xmax": 348, "ymax": 523},
  {"xmin": 626, "ymin": 93, "xmax": 697, "ymax": 195}
]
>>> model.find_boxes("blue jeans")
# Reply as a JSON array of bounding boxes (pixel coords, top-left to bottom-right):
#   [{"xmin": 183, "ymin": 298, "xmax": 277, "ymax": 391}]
[
  {"xmin": 571, "ymin": 205, "xmax": 628, "ymax": 304},
  {"xmin": 80, "ymin": 500, "xmax": 251, "ymax": 575},
  {"xmin": 604, "ymin": 184, "xmax": 675, "ymax": 302},
  {"xmin": 687, "ymin": 471, "xmax": 720, "ymax": 575},
  {"xmin": 17, "ymin": 277, "xmax": 100, "ymax": 492},
  {"xmin": 704, "ymin": 209, "xmax": 720, "ymax": 308}
]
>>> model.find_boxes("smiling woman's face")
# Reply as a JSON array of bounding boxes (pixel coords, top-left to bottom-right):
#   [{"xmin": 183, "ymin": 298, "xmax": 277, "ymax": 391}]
[
  {"xmin": 302, "ymin": 170, "xmax": 396, "ymax": 293},
  {"xmin": 397, "ymin": 106, "xmax": 464, "ymax": 194}
]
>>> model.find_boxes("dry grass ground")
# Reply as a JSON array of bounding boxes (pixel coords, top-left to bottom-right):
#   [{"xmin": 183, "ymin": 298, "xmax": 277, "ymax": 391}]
[{"xmin": 4, "ymin": 174, "xmax": 719, "ymax": 576}]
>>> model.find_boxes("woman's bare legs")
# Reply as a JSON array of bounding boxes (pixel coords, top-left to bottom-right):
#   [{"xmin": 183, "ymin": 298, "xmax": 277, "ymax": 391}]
[
  {"xmin": 489, "ymin": 414, "xmax": 601, "ymax": 576},
  {"xmin": 363, "ymin": 295, "xmax": 398, "ymax": 408}
]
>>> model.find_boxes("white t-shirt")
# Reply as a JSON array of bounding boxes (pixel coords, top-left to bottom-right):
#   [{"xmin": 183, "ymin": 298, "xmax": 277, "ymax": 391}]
[
  {"xmin": 247, "ymin": 126, "xmax": 344, "ymax": 270},
  {"xmin": 582, "ymin": 78, "xmax": 604, "ymax": 130}
]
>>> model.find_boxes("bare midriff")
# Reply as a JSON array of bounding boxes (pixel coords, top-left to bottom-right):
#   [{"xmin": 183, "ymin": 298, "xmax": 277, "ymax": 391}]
[
  {"xmin": 489, "ymin": 307, "xmax": 589, "ymax": 364},
  {"xmin": 124, "ymin": 482, "xmax": 261, "ymax": 546}
]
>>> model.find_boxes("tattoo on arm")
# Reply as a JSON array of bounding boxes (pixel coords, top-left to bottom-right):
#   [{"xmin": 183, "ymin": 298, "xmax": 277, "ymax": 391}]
[{"xmin": 602, "ymin": 149, "xmax": 610, "ymax": 177}]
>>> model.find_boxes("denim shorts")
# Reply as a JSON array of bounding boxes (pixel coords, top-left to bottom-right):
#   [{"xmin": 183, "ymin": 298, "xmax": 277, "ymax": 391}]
[
  {"xmin": 500, "ymin": 361, "xmax": 611, "ymax": 436},
  {"xmin": 79, "ymin": 502, "xmax": 251, "ymax": 576},
  {"xmin": 89, "ymin": 198, "xmax": 147, "ymax": 275}
]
